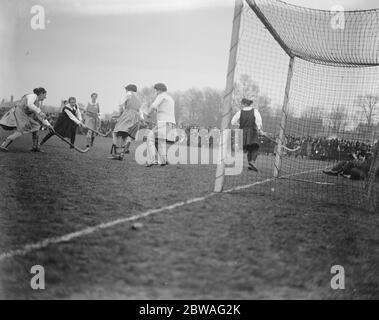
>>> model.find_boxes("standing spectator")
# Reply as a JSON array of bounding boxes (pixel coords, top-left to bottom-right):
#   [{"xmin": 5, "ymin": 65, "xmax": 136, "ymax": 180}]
[{"xmin": 84, "ymin": 93, "xmax": 101, "ymax": 147}]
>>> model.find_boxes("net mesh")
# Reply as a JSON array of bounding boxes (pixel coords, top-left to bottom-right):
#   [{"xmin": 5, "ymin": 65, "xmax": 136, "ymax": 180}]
[
  {"xmin": 222, "ymin": 0, "xmax": 379, "ymax": 211},
  {"xmin": 248, "ymin": 0, "xmax": 379, "ymax": 66}
]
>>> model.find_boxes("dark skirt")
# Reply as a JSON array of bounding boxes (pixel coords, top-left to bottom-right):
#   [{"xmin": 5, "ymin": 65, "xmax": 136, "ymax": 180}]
[
  {"xmin": 115, "ymin": 131, "xmax": 131, "ymax": 139},
  {"xmin": 115, "ymin": 122, "xmax": 140, "ymax": 140},
  {"xmin": 54, "ymin": 113, "xmax": 77, "ymax": 138},
  {"xmin": 242, "ymin": 128, "xmax": 260, "ymax": 152},
  {"xmin": 0, "ymin": 124, "xmax": 16, "ymax": 131}
]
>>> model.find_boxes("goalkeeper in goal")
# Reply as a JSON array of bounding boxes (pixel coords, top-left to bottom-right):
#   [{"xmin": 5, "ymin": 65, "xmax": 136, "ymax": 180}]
[{"xmin": 231, "ymin": 98, "xmax": 263, "ymax": 172}]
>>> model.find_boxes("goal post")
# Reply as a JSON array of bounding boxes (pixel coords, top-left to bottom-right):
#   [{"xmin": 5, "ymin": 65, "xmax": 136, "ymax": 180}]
[
  {"xmin": 366, "ymin": 139, "xmax": 379, "ymax": 212},
  {"xmin": 214, "ymin": 0, "xmax": 244, "ymax": 193},
  {"xmin": 214, "ymin": 0, "xmax": 379, "ymax": 212},
  {"xmin": 274, "ymin": 56, "xmax": 294, "ymax": 178}
]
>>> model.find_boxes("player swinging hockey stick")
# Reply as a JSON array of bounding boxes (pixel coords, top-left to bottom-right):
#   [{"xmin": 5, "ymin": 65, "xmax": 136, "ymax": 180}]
[
  {"xmin": 260, "ymin": 132, "xmax": 301, "ymax": 153},
  {"xmin": 53, "ymin": 130, "xmax": 90, "ymax": 153},
  {"xmin": 110, "ymin": 84, "xmax": 142, "ymax": 161},
  {"xmin": 39, "ymin": 97, "xmax": 88, "ymax": 153},
  {"xmin": 0, "ymin": 87, "xmax": 53, "ymax": 152}
]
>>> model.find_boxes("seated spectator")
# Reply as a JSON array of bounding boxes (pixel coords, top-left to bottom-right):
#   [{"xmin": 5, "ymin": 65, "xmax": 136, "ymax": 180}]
[{"xmin": 323, "ymin": 150, "xmax": 373, "ymax": 180}]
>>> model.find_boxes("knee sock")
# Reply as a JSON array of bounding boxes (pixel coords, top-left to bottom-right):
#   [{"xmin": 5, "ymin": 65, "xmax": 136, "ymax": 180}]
[
  {"xmin": 116, "ymin": 136, "xmax": 123, "ymax": 154},
  {"xmin": 247, "ymin": 150, "xmax": 253, "ymax": 163},
  {"xmin": 32, "ymin": 132, "xmax": 39, "ymax": 148},
  {"xmin": 1, "ymin": 131, "xmax": 22, "ymax": 148},
  {"xmin": 250, "ymin": 148, "xmax": 259, "ymax": 162},
  {"xmin": 125, "ymin": 137, "xmax": 131, "ymax": 151},
  {"xmin": 112, "ymin": 132, "xmax": 118, "ymax": 146}
]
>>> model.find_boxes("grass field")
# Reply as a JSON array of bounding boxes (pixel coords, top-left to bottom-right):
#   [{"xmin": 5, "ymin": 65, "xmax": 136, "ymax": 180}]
[{"xmin": 0, "ymin": 129, "xmax": 378, "ymax": 299}]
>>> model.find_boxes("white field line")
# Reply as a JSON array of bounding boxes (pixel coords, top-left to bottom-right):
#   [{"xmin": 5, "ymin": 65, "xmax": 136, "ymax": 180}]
[
  {"xmin": 223, "ymin": 167, "xmax": 326, "ymax": 193},
  {"xmin": 0, "ymin": 167, "xmax": 326, "ymax": 262}
]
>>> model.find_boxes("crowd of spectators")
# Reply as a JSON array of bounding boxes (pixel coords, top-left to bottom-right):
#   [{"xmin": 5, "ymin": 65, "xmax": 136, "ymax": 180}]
[
  {"xmin": 259, "ymin": 134, "xmax": 375, "ymax": 162},
  {"xmin": 1, "ymin": 106, "xmax": 376, "ymax": 165}
]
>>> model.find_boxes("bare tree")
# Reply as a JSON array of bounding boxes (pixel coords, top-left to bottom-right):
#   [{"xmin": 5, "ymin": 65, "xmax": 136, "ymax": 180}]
[
  {"xmin": 202, "ymin": 88, "xmax": 222, "ymax": 127},
  {"xmin": 328, "ymin": 104, "xmax": 348, "ymax": 134},
  {"xmin": 355, "ymin": 94, "xmax": 379, "ymax": 136}
]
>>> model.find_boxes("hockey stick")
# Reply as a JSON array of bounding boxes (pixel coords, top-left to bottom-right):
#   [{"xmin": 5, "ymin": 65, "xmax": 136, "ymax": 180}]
[
  {"xmin": 53, "ymin": 131, "xmax": 90, "ymax": 153},
  {"xmin": 85, "ymin": 126, "xmax": 112, "ymax": 137},
  {"xmin": 279, "ymin": 177, "xmax": 336, "ymax": 186},
  {"xmin": 261, "ymin": 132, "xmax": 301, "ymax": 152}
]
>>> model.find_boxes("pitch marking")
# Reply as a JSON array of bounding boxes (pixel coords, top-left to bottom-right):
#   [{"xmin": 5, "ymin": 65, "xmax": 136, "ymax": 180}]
[{"xmin": 0, "ymin": 168, "xmax": 325, "ymax": 262}]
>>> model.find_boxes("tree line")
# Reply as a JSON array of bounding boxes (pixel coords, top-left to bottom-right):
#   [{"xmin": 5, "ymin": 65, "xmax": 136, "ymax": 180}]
[{"xmin": 1, "ymin": 74, "xmax": 378, "ymax": 141}]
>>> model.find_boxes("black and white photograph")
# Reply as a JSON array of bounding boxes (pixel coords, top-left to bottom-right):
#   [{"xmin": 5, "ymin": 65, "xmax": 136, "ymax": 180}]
[{"xmin": 0, "ymin": 0, "xmax": 378, "ymax": 303}]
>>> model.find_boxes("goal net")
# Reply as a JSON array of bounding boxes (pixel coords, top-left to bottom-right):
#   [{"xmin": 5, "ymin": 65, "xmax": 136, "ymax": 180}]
[{"xmin": 215, "ymin": 0, "xmax": 379, "ymax": 211}]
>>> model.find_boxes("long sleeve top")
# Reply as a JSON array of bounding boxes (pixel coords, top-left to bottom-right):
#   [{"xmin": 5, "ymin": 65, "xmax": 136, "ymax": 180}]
[
  {"xmin": 64, "ymin": 104, "xmax": 82, "ymax": 125},
  {"xmin": 231, "ymin": 107, "xmax": 263, "ymax": 131},
  {"xmin": 25, "ymin": 94, "xmax": 42, "ymax": 114},
  {"xmin": 148, "ymin": 92, "xmax": 176, "ymax": 124}
]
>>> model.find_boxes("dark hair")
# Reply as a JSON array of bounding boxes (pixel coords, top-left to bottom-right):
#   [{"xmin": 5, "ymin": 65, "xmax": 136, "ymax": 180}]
[
  {"xmin": 125, "ymin": 84, "xmax": 137, "ymax": 92},
  {"xmin": 68, "ymin": 97, "xmax": 76, "ymax": 103},
  {"xmin": 241, "ymin": 98, "xmax": 253, "ymax": 106},
  {"xmin": 154, "ymin": 83, "xmax": 167, "ymax": 92},
  {"xmin": 33, "ymin": 87, "xmax": 47, "ymax": 96},
  {"xmin": 91, "ymin": 93, "xmax": 98, "ymax": 97}
]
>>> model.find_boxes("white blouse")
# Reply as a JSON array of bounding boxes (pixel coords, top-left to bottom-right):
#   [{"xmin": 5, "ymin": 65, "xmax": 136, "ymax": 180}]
[
  {"xmin": 149, "ymin": 92, "xmax": 176, "ymax": 124},
  {"xmin": 231, "ymin": 107, "xmax": 263, "ymax": 131},
  {"xmin": 64, "ymin": 104, "xmax": 82, "ymax": 125},
  {"xmin": 25, "ymin": 94, "xmax": 42, "ymax": 114}
]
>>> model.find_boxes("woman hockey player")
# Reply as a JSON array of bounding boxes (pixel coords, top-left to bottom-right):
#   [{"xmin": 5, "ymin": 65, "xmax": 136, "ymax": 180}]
[
  {"xmin": 231, "ymin": 98, "xmax": 263, "ymax": 172},
  {"xmin": 40, "ymin": 97, "xmax": 84, "ymax": 149},
  {"xmin": 84, "ymin": 93, "xmax": 101, "ymax": 148},
  {"xmin": 0, "ymin": 87, "xmax": 52, "ymax": 152},
  {"xmin": 110, "ymin": 84, "xmax": 142, "ymax": 161}
]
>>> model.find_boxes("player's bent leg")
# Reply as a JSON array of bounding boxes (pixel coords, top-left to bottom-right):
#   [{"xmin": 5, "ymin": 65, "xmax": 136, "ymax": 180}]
[
  {"xmin": 86, "ymin": 129, "xmax": 92, "ymax": 148},
  {"xmin": 110, "ymin": 133, "xmax": 125, "ymax": 161},
  {"xmin": 124, "ymin": 136, "xmax": 132, "ymax": 154},
  {"xmin": 31, "ymin": 131, "xmax": 44, "ymax": 152},
  {"xmin": 248, "ymin": 145, "xmax": 259, "ymax": 172},
  {"xmin": 69, "ymin": 134, "xmax": 76, "ymax": 149},
  {"xmin": 0, "ymin": 131, "xmax": 22, "ymax": 151},
  {"xmin": 91, "ymin": 133, "xmax": 95, "ymax": 147},
  {"xmin": 146, "ymin": 128, "xmax": 158, "ymax": 166},
  {"xmin": 157, "ymin": 138, "xmax": 168, "ymax": 165}
]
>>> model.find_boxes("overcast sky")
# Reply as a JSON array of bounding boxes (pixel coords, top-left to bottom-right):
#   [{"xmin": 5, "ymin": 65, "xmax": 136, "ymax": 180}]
[{"xmin": 0, "ymin": 0, "xmax": 377, "ymax": 114}]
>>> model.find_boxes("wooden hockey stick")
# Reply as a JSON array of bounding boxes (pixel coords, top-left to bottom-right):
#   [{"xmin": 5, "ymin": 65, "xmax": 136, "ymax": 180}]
[
  {"xmin": 261, "ymin": 132, "xmax": 301, "ymax": 152},
  {"xmin": 54, "ymin": 131, "xmax": 90, "ymax": 153},
  {"xmin": 85, "ymin": 126, "xmax": 112, "ymax": 137}
]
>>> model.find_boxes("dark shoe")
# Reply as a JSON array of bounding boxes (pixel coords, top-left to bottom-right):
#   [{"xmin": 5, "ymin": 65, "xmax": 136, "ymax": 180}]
[
  {"xmin": 110, "ymin": 154, "xmax": 123, "ymax": 161},
  {"xmin": 146, "ymin": 162, "xmax": 158, "ymax": 167},
  {"xmin": 0, "ymin": 145, "xmax": 9, "ymax": 152},
  {"xmin": 160, "ymin": 162, "xmax": 168, "ymax": 167},
  {"xmin": 323, "ymin": 170, "xmax": 338, "ymax": 176},
  {"xmin": 248, "ymin": 162, "xmax": 258, "ymax": 172},
  {"xmin": 31, "ymin": 147, "xmax": 44, "ymax": 153}
]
